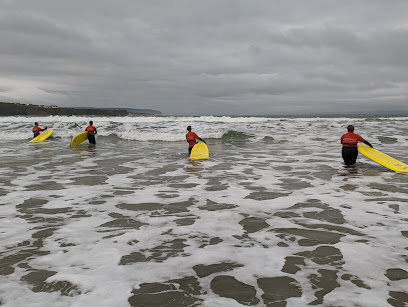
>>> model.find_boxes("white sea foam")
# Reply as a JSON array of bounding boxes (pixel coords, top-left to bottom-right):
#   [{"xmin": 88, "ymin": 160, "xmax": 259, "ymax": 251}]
[{"xmin": 0, "ymin": 115, "xmax": 407, "ymax": 306}]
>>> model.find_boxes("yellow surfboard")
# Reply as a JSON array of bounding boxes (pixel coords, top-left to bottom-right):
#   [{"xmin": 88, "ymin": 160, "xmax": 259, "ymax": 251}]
[
  {"xmin": 357, "ymin": 143, "xmax": 408, "ymax": 173},
  {"xmin": 29, "ymin": 129, "xmax": 54, "ymax": 143},
  {"xmin": 70, "ymin": 131, "xmax": 88, "ymax": 147},
  {"xmin": 190, "ymin": 142, "xmax": 209, "ymax": 160}
]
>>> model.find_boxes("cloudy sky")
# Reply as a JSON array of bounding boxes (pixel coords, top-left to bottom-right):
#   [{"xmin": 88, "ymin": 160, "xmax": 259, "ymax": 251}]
[{"xmin": 1, "ymin": 0, "xmax": 408, "ymax": 115}]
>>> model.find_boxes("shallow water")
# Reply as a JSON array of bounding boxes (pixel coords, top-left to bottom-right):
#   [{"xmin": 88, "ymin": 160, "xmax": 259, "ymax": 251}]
[{"xmin": 0, "ymin": 115, "xmax": 408, "ymax": 306}]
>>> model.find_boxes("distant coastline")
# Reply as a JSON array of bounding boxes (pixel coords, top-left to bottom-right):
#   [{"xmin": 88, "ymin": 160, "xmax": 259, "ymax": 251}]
[{"xmin": 0, "ymin": 102, "xmax": 162, "ymax": 116}]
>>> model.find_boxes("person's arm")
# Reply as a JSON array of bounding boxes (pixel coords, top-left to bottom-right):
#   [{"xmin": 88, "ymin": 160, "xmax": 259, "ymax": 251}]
[
  {"xmin": 94, "ymin": 127, "xmax": 97, "ymax": 134},
  {"xmin": 363, "ymin": 140, "xmax": 373, "ymax": 148},
  {"xmin": 193, "ymin": 132, "xmax": 205, "ymax": 143},
  {"xmin": 44, "ymin": 126, "xmax": 47, "ymax": 130}
]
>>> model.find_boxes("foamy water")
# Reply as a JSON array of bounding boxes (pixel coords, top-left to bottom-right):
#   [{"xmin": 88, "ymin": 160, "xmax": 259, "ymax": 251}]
[{"xmin": 0, "ymin": 115, "xmax": 407, "ymax": 306}]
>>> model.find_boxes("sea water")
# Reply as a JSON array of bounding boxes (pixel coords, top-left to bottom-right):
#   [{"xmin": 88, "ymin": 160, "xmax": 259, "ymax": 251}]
[{"xmin": 0, "ymin": 115, "xmax": 407, "ymax": 306}]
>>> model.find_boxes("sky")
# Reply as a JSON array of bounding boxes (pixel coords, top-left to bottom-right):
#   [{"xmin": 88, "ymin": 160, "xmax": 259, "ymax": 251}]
[{"xmin": 1, "ymin": 0, "xmax": 408, "ymax": 115}]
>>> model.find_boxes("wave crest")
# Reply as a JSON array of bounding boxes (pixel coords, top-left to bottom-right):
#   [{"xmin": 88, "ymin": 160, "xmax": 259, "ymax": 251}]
[{"xmin": 221, "ymin": 130, "xmax": 254, "ymax": 143}]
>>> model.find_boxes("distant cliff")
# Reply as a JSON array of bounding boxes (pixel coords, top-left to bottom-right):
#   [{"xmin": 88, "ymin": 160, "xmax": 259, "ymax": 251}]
[
  {"xmin": 0, "ymin": 102, "xmax": 160, "ymax": 116},
  {"xmin": 74, "ymin": 107, "xmax": 162, "ymax": 116},
  {"xmin": 116, "ymin": 108, "xmax": 162, "ymax": 115}
]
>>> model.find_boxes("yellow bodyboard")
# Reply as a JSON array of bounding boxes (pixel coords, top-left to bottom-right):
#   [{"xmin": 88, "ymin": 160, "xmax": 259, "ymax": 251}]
[
  {"xmin": 70, "ymin": 131, "xmax": 88, "ymax": 147},
  {"xmin": 190, "ymin": 142, "xmax": 209, "ymax": 160},
  {"xmin": 29, "ymin": 129, "xmax": 54, "ymax": 143},
  {"xmin": 357, "ymin": 143, "xmax": 408, "ymax": 173}
]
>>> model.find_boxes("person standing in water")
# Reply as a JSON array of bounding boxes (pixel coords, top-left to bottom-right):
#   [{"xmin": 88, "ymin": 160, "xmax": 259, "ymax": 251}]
[
  {"xmin": 32, "ymin": 122, "xmax": 47, "ymax": 138},
  {"xmin": 341, "ymin": 125, "xmax": 373, "ymax": 165},
  {"xmin": 85, "ymin": 121, "xmax": 97, "ymax": 144},
  {"xmin": 186, "ymin": 125, "xmax": 206, "ymax": 156}
]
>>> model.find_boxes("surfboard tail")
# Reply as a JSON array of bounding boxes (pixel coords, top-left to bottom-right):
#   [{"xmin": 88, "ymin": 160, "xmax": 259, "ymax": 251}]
[
  {"xmin": 190, "ymin": 142, "xmax": 209, "ymax": 160},
  {"xmin": 357, "ymin": 143, "xmax": 408, "ymax": 173}
]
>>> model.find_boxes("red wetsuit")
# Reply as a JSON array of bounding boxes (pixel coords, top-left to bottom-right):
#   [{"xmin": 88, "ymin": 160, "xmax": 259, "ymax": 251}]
[
  {"xmin": 341, "ymin": 132, "xmax": 366, "ymax": 165},
  {"xmin": 85, "ymin": 125, "xmax": 97, "ymax": 144},
  {"xmin": 341, "ymin": 132, "xmax": 364, "ymax": 147}
]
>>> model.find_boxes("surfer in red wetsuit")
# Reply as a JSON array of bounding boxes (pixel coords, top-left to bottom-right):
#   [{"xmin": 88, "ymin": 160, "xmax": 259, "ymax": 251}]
[
  {"xmin": 186, "ymin": 125, "xmax": 206, "ymax": 156},
  {"xmin": 341, "ymin": 125, "xmax": 373, "ymax": 165},
  {"xmin": 85, "ymin": 121, "xmax": 97, "ymax": 144},
  {"xmin": 32, "ymin": 122, "xmax": 47, "ymax": 138}
]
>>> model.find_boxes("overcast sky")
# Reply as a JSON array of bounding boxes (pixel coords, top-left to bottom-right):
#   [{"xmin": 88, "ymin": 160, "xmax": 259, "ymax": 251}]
[{"xmin": 1, "ymin": 0, "xmax": 408, "ymax": 115}]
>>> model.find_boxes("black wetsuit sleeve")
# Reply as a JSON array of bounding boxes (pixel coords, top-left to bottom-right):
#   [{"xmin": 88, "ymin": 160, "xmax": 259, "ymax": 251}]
[
  {"xmin": 198, "ymin": 138, "xmax": 206, "ymax": 144},
  {"xmin": 363, "ymin": 140, "xmax": 373, "ymax": 148}
]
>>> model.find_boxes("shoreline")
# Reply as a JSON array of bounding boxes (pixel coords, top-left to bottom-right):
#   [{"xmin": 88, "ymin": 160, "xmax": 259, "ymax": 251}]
[{"xmin": 0, "ymin": 102, "xmax": 161, "ymax": 117}]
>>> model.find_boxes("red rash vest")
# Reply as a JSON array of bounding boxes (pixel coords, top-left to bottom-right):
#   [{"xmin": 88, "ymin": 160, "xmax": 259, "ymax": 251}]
[
  {"xmin": 186, "ymin": 132, "xmax": 199, "ymax": 147},
  {"xmin": 32, "ymin": 126, "xmax": 43, "ymax": 134},
  {"xmin": 341, "ymin": 132, "xmax": 364, "ymax": 147},
  {"xmin": 85, "ymin": 125, "xmax": 97, "ymax": 135}
]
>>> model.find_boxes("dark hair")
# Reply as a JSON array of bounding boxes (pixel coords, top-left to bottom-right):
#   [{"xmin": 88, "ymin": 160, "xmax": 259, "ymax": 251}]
[
  {"xmin": 347, "ymin": 125, "xmax": 354, "ymax": 132},
  {"xmin": 90, "ymin": 121, "xmax": 93, "ymax": 125},
  {"xmin": 187, "ymin": 125, "xmax": 191, "ymax": 131},
  {"xmin": 35, "ymin": 122, "xmax": 38, "ymax": 125}
]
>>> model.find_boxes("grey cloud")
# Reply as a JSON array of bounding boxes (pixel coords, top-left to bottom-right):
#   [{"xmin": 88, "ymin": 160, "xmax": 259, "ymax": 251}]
[
  {"xmin": 1, "ymin": 0, "xmax": 408, "ymax": 115},
  {"xmin": 0, "ymin": 13, "xmax": 89, "ymax": 42}
]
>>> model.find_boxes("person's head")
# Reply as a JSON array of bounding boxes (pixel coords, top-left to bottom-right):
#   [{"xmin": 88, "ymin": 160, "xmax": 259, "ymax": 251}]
[
  {"xmin": 187, "ymin": 125, "xmax": 191, "ymax": 132},
  {"xmin": 90, "ymin": 121, "xmax": 93, "ymax": 125},
  {"xmin": 34, "ymin": 122, "xmax": 38, "ymax": 126},
  {"xmin": 347, "ymin": 125, "xmax": 354, "ymax": 132}
]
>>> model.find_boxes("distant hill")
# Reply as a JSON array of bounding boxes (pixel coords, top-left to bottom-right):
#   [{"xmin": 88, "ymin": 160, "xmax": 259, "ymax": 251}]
[
  {"xmin": 74, "ymin": 107, "xmax": 162, "ymax": 115},
  {"xmin": 0, "ymin": 102, "xmax": 161, "ymax": 116},
  {"xmin": 116, "ymin": 108, "xmax": 162, "ymax": 115}
]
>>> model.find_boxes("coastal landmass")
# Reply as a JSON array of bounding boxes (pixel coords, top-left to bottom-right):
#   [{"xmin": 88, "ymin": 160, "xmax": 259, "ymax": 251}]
[
  {"xmin": 0, "ymin": 102, "xmax": 161, "ymax": 116},
  {"xmin": 89, "ymin": 107, "xmax": 162, "ymax": 116}
]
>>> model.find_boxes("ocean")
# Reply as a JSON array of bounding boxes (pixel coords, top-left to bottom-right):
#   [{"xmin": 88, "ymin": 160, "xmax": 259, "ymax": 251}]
[{"xmin": 0, "ymin": 115, "xmax": 407, "ymax": 306}]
